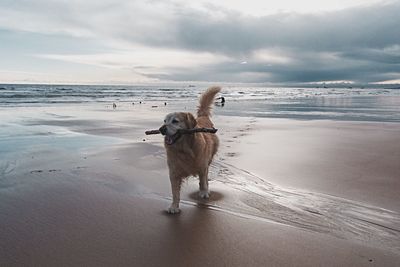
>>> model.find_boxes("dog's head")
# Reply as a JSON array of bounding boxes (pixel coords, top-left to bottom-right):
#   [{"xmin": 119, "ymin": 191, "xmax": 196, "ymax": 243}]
[{"xmin": 159, "ymin": 112, "xmax": 196, "ymax": 145}]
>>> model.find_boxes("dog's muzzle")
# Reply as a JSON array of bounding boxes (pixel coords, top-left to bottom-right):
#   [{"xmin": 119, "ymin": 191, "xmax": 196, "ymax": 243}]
[{"xmin": 159, "ymin": 125, "xmax": 182, "ymax": 145}]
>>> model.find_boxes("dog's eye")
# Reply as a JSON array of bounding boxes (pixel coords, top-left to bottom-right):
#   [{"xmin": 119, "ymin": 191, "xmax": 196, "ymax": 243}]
[
  {"xmin": 172, "ymin": 119, "xmax": 179, "ymax": 124},
  {"xmin": 164, "ymin": 120, "xmax": 166, "ymax": 123}
]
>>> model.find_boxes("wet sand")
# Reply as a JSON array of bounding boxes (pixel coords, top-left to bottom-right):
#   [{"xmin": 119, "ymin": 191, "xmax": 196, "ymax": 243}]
[
  {"xmin": 217, "ymin": 118, "xmax": 400, "ymax": 212},
  {"xmin": 1, "ymin": 103, "xmax": 400, "ymax": 266},
  {"xmin": 1, "ymin": 175, "xmax": 399, "ymax": 266}
]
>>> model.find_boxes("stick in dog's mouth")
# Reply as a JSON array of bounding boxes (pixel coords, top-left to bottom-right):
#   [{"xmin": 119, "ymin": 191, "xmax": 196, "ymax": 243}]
[
  {"xmin": 145, "ymin": 127, "xmax": 218, "ymax": 135},
  {"xmin": 145, "ymin": 127, "xmax": 218, "ymax": 145}
]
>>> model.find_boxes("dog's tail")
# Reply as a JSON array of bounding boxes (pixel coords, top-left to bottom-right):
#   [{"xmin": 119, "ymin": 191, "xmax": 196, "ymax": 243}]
[{"xmin": 197, "ymin": 86, "xmax": 221, "ymax": 117}]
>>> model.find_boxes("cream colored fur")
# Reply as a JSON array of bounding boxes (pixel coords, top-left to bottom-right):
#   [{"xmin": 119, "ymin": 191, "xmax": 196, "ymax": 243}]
[{"xmin": 162, "ymin": 86, "xmax": 220, "ymax": 213}]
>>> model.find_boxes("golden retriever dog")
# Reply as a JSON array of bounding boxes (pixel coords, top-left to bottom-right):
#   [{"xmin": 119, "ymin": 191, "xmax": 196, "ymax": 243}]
[{"xmin": 159, "ymin": 86, "xmax": 220, "ymax": 214}]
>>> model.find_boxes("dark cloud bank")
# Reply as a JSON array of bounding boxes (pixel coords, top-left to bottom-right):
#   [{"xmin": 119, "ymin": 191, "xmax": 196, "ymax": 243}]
[{"xmin": 127, "ymin": 1, "xmax": 400, "ymax": 84}]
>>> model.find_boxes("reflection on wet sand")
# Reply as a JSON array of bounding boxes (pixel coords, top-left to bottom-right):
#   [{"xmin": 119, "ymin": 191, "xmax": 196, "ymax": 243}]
[{"xmin": 1, "ymin": 102, "xmax": 400, "ymax": 265}]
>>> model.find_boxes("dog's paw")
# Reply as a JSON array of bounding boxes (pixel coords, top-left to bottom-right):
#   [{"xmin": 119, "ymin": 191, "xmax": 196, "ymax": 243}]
[
  {"xmin": 166, "ymin": 206, "xmax": 181, "ymax": 214},
  {"xmin": 199, "ymin": 190, "xmax": 210, "ymax": 199}
]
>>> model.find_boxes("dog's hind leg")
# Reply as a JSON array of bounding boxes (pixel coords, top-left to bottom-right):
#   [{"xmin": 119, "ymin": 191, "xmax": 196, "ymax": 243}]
[
  {"xmin": 198, "ymin": 167, "xmax": 210, "ymax": 199},
  {"xmin": 167, "ymin": 176, "xmax": 182, "ymax": 214}
]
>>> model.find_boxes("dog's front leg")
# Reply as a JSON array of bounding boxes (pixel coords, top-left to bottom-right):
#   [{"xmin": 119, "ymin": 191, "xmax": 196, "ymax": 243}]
[{"xmin": 167, "ymin": 175, "xmax": 181, "ymax": 214}]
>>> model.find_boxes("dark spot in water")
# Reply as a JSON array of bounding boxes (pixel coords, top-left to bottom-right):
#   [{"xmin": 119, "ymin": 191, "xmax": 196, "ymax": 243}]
[{"xmin": 304, "ymin": 208, "xmax": 322, "ymax": 215}]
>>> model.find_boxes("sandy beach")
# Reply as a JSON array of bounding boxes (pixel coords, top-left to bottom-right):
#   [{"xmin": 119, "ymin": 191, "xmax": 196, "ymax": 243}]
[
  {"xmin": 1, "ymin": 101, "xmax": 400, "ymax": 266},
  {"xmin": 2, "ymin": 0, "xmax": 400, "ymax": 264}
]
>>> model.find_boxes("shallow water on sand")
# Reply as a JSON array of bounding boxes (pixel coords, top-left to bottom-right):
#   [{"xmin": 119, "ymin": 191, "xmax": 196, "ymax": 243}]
[
  {"xmin": 205, "ymin": 160, "xmax": 400, "ymax": 253},
  {"xmin": 125, "ymin": 144, "xmax": 400, "ymax": 254},
  {"xmin": 1, "ymin": 98, "xmax": 400, "ymax": 255}
]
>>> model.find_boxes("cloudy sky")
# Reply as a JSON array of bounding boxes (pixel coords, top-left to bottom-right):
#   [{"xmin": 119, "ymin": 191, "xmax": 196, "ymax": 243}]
[{"xmin": 0, "ymin": 0, "xmax": 399, "ymax": 84}]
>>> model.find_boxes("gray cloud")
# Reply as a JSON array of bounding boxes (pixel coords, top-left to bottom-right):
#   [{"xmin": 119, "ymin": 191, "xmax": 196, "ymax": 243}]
[
  {"xmin": 146, "ymin": 49, "xmax": 400, "ymax": 83},
  {"xmin": 129, "ymin": 2, "xmax": 400, "ymax": 54},
  {"xmin": 138, "ymin": 1, "xmax": 400, "ymax": 83},
  {"xmin": 0, "ymin": 0, "xmax": 399, "ymax": 83}
]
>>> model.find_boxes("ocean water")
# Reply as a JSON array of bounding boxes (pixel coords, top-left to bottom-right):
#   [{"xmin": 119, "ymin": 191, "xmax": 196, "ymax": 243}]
[{"xmin": 1, "ymin": 84, "xmax": 399, "ymax": 122}]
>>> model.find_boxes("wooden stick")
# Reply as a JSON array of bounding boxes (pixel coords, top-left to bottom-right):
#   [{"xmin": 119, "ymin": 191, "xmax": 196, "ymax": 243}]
[
  {"xmin": 179, "ymin": 127, "xmax": 218, "ymax": 134},
  {"xmin": 145, "ymin": 127, "xmax": 218, "ymax": 135},
  {"xmin": 145, "ymin": 129, "xmax": 162, "ymax": 135}
]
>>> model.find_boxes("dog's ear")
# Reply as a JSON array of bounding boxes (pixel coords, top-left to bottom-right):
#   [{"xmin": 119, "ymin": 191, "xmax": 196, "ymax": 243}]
[{"xmin": 185, "ymin": 113, "xmax": 197, "ymax": 129}]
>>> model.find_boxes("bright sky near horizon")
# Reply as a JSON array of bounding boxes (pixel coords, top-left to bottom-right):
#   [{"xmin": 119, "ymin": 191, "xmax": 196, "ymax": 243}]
[
  {"xmin": 188, "ymin": 0, "xmax": 382, "ymax": 15},
  {"xmin": 0, "ymin": 0, "xmax": 399, "ymax": 84}
]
